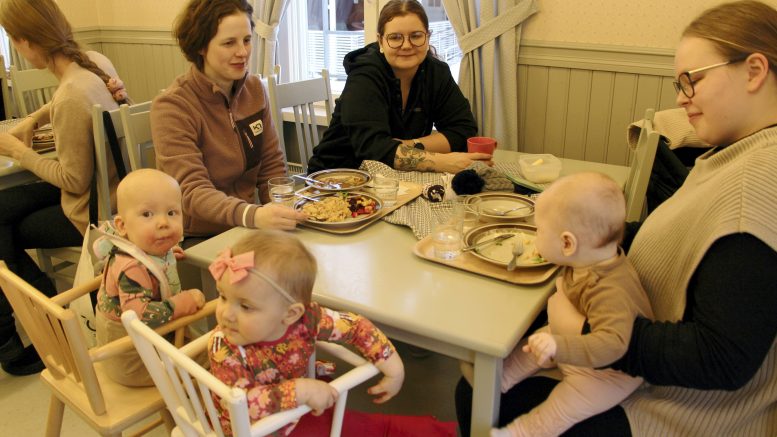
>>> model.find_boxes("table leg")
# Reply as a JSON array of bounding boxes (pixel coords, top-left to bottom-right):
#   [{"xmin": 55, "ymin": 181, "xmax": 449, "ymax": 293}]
[{"xmin": 470, "ymin": 352, "xmax": 502, "ymax": 437}]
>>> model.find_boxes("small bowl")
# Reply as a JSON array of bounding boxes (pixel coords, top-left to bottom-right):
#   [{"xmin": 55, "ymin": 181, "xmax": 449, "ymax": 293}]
[{"xmin": 518, "ymin": 154, "xmax": 562, "ymax": 183}]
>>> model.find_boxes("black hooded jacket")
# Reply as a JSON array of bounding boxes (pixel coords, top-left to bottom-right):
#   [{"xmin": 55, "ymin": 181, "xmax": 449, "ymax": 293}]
[{"xmin": 307, "ymin": 42, "xmax": 477, "ymax": 172}]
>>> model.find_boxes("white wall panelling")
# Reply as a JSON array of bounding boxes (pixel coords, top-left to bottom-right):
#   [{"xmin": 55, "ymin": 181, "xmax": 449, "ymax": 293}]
[
  {"xmin": 517, "ymin": 40, "xmax": 676, "ymax": 165},
  {"xmin": 75, "ymin": 28, "xmax": 188, "ymax": 104}
]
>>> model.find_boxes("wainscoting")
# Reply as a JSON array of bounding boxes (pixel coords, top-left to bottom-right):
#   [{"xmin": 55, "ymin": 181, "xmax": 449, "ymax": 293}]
[
  {"xmin": 76, "ymin": 27, "xmax": 189, "ymax": 104},
  {"xmin": 74, "ymin": 29, "xmax": 678, "ymax": 166},
  {"xmin": 517, "ymin": 41, "xmax": 676, "ymax": 166}
]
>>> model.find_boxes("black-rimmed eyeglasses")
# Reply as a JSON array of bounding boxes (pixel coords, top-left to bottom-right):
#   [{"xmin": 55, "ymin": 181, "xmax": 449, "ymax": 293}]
[
  {"xmin": 383, "ymin": 31, "xmax": 429, "ymax": 49},
  {"xmin": 673, "ymin": 57, "xmax": 748, "ymax": 98}
]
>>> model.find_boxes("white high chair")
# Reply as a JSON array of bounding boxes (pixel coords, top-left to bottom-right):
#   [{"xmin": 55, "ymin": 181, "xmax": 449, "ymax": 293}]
[{"xmin": 121, "ymin": 311, "xmax": 380, "ymax": 437}]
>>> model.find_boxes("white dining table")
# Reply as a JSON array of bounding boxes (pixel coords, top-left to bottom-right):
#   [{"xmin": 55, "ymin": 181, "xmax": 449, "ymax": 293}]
[
  {"xmin": 0, "ymin": 119, "xmax": 57, "ymax": 190},
  {"xmin": 183, "ymin": 152, "xmax": 630, "ymax": 437}
]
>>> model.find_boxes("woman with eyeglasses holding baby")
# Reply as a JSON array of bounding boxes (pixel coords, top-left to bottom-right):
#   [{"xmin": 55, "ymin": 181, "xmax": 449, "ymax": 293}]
[
  {"xmin": 307, "ymin": 0, "xmax": 489, "ymax": 174},
  {"xmin": 455, "ymin": 1, "xmax": 777, "ymax": 436}
]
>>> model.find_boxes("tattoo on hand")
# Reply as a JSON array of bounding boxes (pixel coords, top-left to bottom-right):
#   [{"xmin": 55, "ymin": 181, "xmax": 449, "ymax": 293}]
[{"xmin": 395, "ymin": 144, "xmax": 435, "ymax": 171}]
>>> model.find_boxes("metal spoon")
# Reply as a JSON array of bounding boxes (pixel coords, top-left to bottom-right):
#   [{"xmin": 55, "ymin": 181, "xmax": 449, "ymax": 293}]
[
  {"xmin": 507, "ymin": 239, "xmax": 525, "ymax": 271},
  {"xmin": 483, "ymin": 205, "xmax": 533, "ymax": 216},
  {"xmin": 291, "ymin": 174, "xmax": 341, "ymax": 189}
]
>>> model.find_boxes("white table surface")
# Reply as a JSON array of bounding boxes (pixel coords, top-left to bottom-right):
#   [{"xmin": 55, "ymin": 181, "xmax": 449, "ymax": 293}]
[
  {"xmin": 183, "ymin": 152, "xmax": 630, "ymax": 437},
  {"xmin": 0, "ymin": 119, "xmax": 57, "ymax": 190}
]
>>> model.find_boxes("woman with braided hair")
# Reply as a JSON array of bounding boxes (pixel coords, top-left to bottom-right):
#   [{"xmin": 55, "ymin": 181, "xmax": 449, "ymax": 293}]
[{"xmin": 0, "ymin": 0, "xmax": 129, "ymax": 375}]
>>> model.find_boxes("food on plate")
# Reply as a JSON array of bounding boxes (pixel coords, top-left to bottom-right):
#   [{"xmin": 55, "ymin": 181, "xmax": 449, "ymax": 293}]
[
  {"xmin": 317, "ymin": 175, "xmax": 363, "ymax": 189},
  {"xmin": 514, "ymin": 231, "xmax": 547, "ymax": 264},
  {"xmin": 302, "ymin": 194, "xmax": 378, "ymax": 222},
  {"xmin": 32, "ymin": 132, "xmax": 54, "ymax": 142}
]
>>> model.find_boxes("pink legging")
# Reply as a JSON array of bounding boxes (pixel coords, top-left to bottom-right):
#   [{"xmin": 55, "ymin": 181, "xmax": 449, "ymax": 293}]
[{"xmin": 499, "ymin": 332, "xmax": 642, "ymax": 437}]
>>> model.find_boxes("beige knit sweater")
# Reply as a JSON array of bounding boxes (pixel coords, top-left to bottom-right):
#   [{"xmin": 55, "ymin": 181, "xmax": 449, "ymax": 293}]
[
  {"xmin": 623, "ymin": 126, "xmax": 777, "ymax": 436},
  {"xmin": 18, "ymin": 51, "xmax": 120, "ymax": 234}
]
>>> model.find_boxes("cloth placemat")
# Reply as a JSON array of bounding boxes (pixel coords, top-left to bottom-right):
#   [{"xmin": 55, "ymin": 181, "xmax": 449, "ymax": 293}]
[{"xmin": 359, "ymin": 160, "xmax": 534, "ymax": 240}]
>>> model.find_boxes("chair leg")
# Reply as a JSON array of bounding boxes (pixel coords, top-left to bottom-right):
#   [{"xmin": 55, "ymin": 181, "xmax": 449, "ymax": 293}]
[
  {"xmin": 330, "ymin": 391, "xmax": 348, "ymax": 437},
  {"xmin": 45, "ymin": 394, "xmax": 65, "ymax": 437},
  {"xmin": 161, "ymin": 408, "xmax": 176, "ymax": 432}
]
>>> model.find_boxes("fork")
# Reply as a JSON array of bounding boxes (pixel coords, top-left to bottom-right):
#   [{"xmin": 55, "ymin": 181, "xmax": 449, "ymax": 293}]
[
  {"xmin": 291, "ymin": 174, "xmax": 341, "ymax": 189},
  {"xmin": 507, "ymin": 239, "xmax": 525, "ymax": 271},
  {"xmin": 483, "ymin": 205, "xmax": 533, "ymax": 216}
]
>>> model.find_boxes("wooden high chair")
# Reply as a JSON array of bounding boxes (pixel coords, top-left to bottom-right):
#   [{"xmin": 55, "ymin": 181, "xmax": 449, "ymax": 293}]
[
  {"xmin": 0, "ymin": 261, "xmax": 216, "ymax": 436},
  {"xmin": 122, "ymin": 310, "xmax": 381, "ymax": 437}
]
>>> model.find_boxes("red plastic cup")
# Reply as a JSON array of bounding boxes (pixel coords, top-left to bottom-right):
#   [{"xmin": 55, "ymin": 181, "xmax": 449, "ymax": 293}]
[{"xmin": 467, "ymin": 137, "xmax": 497, "ymax": 154}]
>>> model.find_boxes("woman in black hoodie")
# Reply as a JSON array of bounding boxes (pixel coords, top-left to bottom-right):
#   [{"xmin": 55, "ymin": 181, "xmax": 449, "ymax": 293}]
[{"xmin": 307, "ymin": 0, "xmax": 489, "ymax": 173}]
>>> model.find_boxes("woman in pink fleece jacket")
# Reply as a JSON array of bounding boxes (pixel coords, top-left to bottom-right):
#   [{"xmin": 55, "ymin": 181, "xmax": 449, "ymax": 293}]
[{"xmin": 152, "ymin": 0, "xmax": 305, "ymax": 247}]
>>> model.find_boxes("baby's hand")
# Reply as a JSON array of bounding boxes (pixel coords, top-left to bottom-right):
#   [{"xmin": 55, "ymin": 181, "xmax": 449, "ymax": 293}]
[
  {"xmin": 172, "ymin": 245, "xmax": 186, "ymax": 260},
  {"xmin": 185, "ymin": 289, "xmax": 206, "ymax": 308},
  {"xmin": 369, "ymin": 353, "xmax": 404, "ymax": 404},
  {"xmin": 523, "ymin": 332, "xmax": 557, "ymax": 366},
  {"xmin": 295, "ymin": 378, "xmax": 338, "ymax": 415}
]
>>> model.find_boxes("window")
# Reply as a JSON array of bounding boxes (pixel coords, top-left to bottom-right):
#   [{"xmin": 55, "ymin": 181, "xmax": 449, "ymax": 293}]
[
  {"xmin": 276, "ymin": 0, "xmax": 462, "ymax": 92},
  {"xmin": 0, "ymin": 29, "xmax": 10, "ymax": 69}
]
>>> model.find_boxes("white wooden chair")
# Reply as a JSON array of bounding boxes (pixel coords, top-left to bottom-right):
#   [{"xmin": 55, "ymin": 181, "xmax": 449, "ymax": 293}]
[
  {"xmin": 624, "ymin": 108, "xmax": 660, "ymax": 222},
  {"xmin": 0, "ymin": 262, "xmax": 217, "ymax": 437},
  {"xmin": 9, "ymin": 65, "xmax": 58, "ymax": 117},
  {"xmin": 119, "ymin": 101, "xmax": 154, "ymax": 171},
  {"xmin": 267, "ymin": 69, "xmax": 333, "ymax": 175},
  {"xmin": 0, "ymin": 55, "xmax": 13, "ymax": 119},
  {"xmin": 122, "ymin": 310, "xmax": 381, "ymax": 437}
]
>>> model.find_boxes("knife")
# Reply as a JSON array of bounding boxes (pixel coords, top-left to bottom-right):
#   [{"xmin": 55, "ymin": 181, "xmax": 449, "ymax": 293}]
[{"xmin": 462, "ymin": 233, "xmax": 515, "ymax": 252}]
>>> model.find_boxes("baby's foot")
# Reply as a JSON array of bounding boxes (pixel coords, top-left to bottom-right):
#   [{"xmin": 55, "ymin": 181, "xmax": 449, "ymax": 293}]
[{"xmin": 490, "ymin": 427, "xmax": 513, "ymax": 437}]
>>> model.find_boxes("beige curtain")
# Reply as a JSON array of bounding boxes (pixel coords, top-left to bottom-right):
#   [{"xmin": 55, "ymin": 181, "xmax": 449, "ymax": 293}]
[
  {"xmin": 251, "ymin": 0, "xmax": 291, "ymax": 77},
  {"xmin": 442, "ymin": 0, "xmax": 538, "ymax": 151}
]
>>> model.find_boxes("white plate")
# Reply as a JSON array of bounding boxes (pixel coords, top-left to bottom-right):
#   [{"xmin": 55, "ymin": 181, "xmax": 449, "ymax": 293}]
[
  {"xmin": 295, "ymin": 192, "xmax": 382, "ymax": 228},
  {"xmin": 467, "ymin": 192, "xmax": 534, "ymax": 221},
  {"xmin": 464, "ymin": 223, "xmax": 550, "ymax": 268},
  {"xmin": 305, "ymin": 168, "xmax": 372, "ymax": 191}
]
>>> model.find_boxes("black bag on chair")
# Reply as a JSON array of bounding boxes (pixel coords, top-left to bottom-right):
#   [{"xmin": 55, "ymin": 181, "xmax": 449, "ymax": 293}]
[{"xmin": 646, "ymin": 138, "xmax": 689, "ymax": 213}]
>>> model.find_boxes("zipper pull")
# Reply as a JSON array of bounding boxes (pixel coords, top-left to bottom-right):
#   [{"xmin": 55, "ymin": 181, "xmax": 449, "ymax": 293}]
[{"xmin": 228, "ymin": 111, "xmax": 236, "ymax": 130}]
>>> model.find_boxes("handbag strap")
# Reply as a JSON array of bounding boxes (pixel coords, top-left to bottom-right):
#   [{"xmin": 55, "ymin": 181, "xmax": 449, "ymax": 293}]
[
  {"xmin": 88, "ymin": 111, "xmax": 129, "ymax": 225},
  {"xmin": 91, "ymin": 225, "xmax": 172, "ymax": 299}
]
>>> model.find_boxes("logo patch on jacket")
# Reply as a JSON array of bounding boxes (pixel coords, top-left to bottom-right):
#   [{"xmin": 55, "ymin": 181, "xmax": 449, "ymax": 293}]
[{"xmin": 249, "ymin": 119, "xmax": 263, "ymax": 136}]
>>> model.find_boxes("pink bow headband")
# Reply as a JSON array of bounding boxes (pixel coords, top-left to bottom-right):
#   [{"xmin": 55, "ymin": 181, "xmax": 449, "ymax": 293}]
[{"xmin": 209, "ymin": 249, "xmax": 297, "ymax": 304}]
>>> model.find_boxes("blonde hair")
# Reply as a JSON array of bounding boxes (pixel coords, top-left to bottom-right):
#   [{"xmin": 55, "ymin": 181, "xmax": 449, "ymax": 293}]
[
  {"xmin": 542, "ymin": 172, "xmax": 625, "ymax": 248},
  {"xmin": 684, "ymin": 1, "xmax": 777, "ymax": 73},
  {"xmin": 0, "ymin": 0, "xmax": 129, "ymax": 105},
  {"xmin": 231, "ymin": 230, "xmax": 317, "ymax": 305}
]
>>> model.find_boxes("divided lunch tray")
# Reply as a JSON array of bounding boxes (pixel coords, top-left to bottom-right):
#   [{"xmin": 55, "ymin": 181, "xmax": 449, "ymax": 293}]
[
  {"xmin": 299, "ymin": 180, "xmax": 422, "ymax": 234},
  {"xmin": 413, "ymin": 235, "xmax": 560, "ymax": 285}
]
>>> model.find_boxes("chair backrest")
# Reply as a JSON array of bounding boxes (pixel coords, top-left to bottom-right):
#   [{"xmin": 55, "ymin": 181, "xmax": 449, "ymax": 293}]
[
  {"xmin": 267, "ymin": 69, "xmax": 333, "ymax": 174},
  {"xmin": 92, "ymin": 103, "xmax": 129, "ymax": 221},
  {"xmin": 0, "ymin": 55, "xmax": 13, "ymax": 119},
  {"xmin": 10, "ymin": 65, "xmax": 58, "ymax": 117},
  {"xmin": 624, "ymin": 108, "xmax": 660, "ymax": 222},
  {"xmin": 0, "ymin": 262, "xmax": 109, "ymax": 414},
  {"xmin": 122, "ymin": 310, "xmax": 380, "ymax": 437},
  {"xmin": 119, "ymin": 101, "xmax": 154, "ymax": 171}
]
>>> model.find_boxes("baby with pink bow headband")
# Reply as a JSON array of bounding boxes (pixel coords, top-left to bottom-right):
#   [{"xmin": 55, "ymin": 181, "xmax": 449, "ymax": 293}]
[{"xmin": 206, "ymin": 230, "xmax": 405, "ymax": 435}]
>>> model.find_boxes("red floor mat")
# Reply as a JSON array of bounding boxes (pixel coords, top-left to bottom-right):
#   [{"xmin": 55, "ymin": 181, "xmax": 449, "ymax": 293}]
[{"xmin": 290, "ymin": 408, "xmax": 457, "ymax": 437}]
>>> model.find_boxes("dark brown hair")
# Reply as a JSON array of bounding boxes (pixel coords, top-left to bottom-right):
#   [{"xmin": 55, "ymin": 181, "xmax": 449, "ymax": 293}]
[
  {"xmin": 0, "ymin": 0, "xmax": 128, "ymax": 104},
  {"xmin": 232, "ymin": 230, "xmax": 317, "ymax": 305},
  {"xmin": 684, "ymin": 1, "xmax": 777, "ymax": 72},
  {"xmin": 377, "ymin": 0, "xmax": 430, "ymax": 35},
  {"xmin": 174, "ymin": 0, "xmax": 254, "ymax": 71}
]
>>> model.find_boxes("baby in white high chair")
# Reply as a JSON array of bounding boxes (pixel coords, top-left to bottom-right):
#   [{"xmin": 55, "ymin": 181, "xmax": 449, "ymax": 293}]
[{"xmin": 207, "ymin": 230, "xmax": 405, "ymax": 435}]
